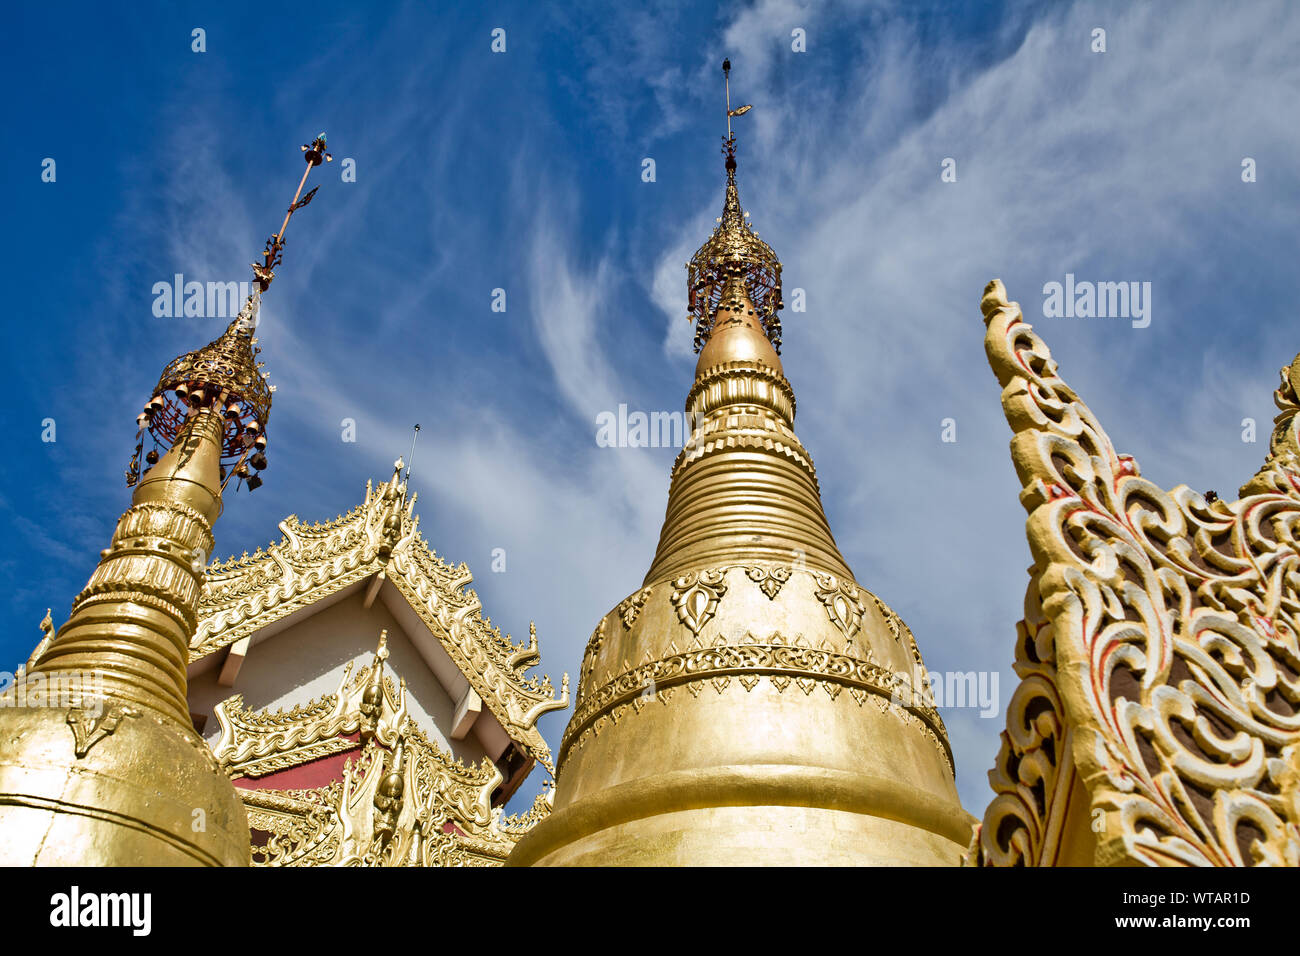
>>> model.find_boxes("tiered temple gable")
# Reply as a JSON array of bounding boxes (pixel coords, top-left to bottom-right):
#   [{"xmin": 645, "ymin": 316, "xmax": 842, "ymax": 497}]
[
  {"xmin": 212, "ymin": 631, "xmax": 552, "ymax": 866},
  {"xmin": 189, "ymin": 464, "xmax": 568, "ymax": 779},
  {"xmin": 184, "ymin": 464, "xmax": 568, "ymax": 864}
]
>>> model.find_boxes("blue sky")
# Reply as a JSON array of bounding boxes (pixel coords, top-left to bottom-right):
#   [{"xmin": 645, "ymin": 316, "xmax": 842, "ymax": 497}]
[{"xmin": 3, "ymin": 0, "xmax": 1299, "ymax": 815}]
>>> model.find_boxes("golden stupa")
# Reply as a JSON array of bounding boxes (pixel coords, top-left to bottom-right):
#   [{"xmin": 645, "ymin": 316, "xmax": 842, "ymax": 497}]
[
  {"xmin": 509, "ymin": 65, "xmax": 973, "ymax": 866},
  {"xmin": 0, "ymin": 136, "xmax": 334, "ymax": 865},
  {"xmin": 7, "ymin": 68, "xmax": 1292, "ymax": 872}
]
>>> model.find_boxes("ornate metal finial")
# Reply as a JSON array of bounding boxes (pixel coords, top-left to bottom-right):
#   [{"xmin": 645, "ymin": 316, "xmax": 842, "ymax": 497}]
[
  {"xmin": 686, "ymin": 62, "xmax": 781, "ymax": 353},
  {"xmin": 127, "ymin": 135, "xmax": 334, "ymax": 491},
  {"xmin": 251, "ymin": 133, "xmax": 332, "ymax": 292}
]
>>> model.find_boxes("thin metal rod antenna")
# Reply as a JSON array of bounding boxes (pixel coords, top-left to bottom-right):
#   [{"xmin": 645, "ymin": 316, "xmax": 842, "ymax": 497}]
[
  {"xmin": 404, "ymin": 424, "xmax": 421, "ymax": 483},
  {"xmin": 274, "ymin": 163, "xmax": 315, "ymax": 247},
  {"xmin": 725, "ymin": 63, "xmax": 732, "ymax": 139}
]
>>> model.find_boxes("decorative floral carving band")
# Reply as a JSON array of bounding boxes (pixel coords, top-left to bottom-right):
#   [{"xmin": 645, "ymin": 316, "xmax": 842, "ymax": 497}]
[{"xmin": 558, "ymin": 632, "xmax": 951, "ymax": 773}]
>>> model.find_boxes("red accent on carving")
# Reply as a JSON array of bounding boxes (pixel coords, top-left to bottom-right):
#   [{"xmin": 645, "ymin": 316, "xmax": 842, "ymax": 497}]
[{"xmin": 233, "ymin": 732, "xmax": 362, "ymax": 791}]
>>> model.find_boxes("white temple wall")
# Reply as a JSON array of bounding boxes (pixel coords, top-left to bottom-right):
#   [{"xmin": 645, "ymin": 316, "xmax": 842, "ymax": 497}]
[{"xmin": 189, "ymin": 588, "xmax": 492, "ymax": 767}]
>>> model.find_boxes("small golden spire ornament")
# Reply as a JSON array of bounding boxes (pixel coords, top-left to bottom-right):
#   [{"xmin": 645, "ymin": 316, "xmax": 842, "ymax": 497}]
[
  {"xmin": 687, "ymin": 61, "xmax": 783, "ymax": 353},
  {"xmin": 0, "ymin": 136, "xmax": 335, "ymax": 866}
]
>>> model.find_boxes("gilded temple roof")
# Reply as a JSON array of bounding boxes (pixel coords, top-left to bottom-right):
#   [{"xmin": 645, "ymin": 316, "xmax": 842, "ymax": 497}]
[
  {"xmin": 214, "ymin": 633, "xmax": 552, "ymax": 866},
  {"xmin": 190, "ymin": 464, "xmax": 569, "ymax": 772}
]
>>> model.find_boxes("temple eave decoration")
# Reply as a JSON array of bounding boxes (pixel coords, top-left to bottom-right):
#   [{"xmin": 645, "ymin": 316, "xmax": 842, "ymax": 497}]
[
  {"xmin": 970, "ymin": 279, "xmax": 1300, "ymax": 868},
  {"xmin": 215, "ymin": 633, "xmax": 552, "ymax": 866},
  {"xmin": 192, "ymin": 464, "xmax": 569, "ymax": 773}
]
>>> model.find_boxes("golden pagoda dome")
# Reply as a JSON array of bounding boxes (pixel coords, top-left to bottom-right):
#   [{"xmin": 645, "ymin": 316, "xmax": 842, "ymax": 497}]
[{"xmin": 509, "ymin": 66, "xmax": 973, "ymax": 866}]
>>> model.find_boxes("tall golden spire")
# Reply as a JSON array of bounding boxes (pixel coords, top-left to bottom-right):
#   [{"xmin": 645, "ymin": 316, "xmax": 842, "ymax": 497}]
[
  {"xmin": 0, "ymin": 136, "xmax": 333, "ymax": 866},
  {"xmin": 509, "ymin": 65, "xmax": 971, "ymax": 866}
]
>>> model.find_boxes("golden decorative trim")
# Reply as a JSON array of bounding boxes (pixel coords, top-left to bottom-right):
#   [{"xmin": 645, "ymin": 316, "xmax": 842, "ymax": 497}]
[
  {"xmin": 194, "ymin": 468, "xmax": 568, "ymax": 771},
  {"xmin": 671, "ymin": 570, "xmax": 728, "ymax": 635},
  {"xmin": 685, "ymin": 361, "xmax": 796, "ymax": 420},
  {"xmin": 216, "ymin": 635, "xmax": 553, "ymax": 867},
  {"xmin": 870, "ymin": 595, "xmax": 926, "ymax": 667},
  {"xmin": 237, "ymin": 730, "xmax": 549, "ymax": 867},
  {"xmin": 240, "ymin": 736, "xmax": 360, "ymax": 779},
  {"xmin": 617, "ymin": 587, "xmax": 653, "ymax": 630},
  {"xmin": 66, "ymin": 703, "xmax": 140, "ymax": 758},
  {"xmin": 971, "ymin": 280, "xmax": 1300, "ymax": 867},
  {"xmin": 558, "ymin": 632, "xmax": 952, "ymax": 773},
  {"xmin": 575, "ymin": 620, "xmax": 605, "ymax": 709},
  {"xmin": 970, "ymin": 573, "xmax": 1074, "ymax": 867},
  {"xmin": 812, "ymin": 572, "xmax": 867, "ymax": 642},
  {"xmin": 214, "ymin": 645, "xmax": 409, "ymax": 777},
  {"xmin": 745, "ymin": 565, "xmax": 791, "ymax": 600},
  {"xmin": 669, "ymin": 405, "xmax": 818, "ymax": 485}
]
